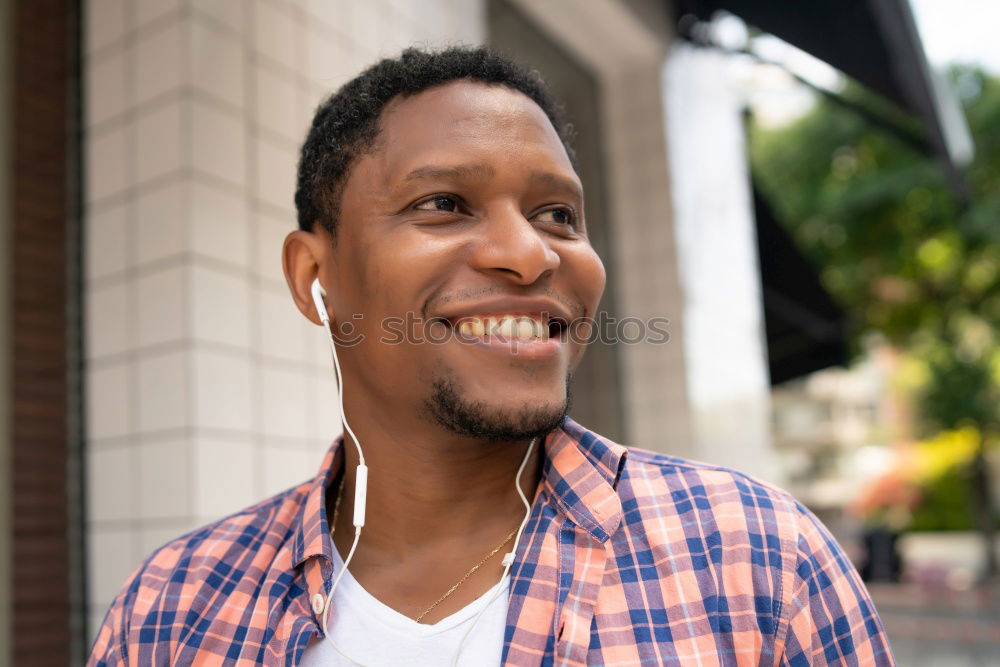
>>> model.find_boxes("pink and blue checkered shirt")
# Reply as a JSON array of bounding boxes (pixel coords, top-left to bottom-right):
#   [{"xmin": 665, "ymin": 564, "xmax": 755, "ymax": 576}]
[{"xmin": 89, "ymin": 418, "xmax": 894, "ymax": 665}]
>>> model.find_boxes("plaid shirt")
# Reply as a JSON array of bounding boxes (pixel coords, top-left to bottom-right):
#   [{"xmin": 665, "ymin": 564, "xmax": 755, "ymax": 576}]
[{"xmin": 89, "ymin": 418, "xmax": 893, "ymax": 666}]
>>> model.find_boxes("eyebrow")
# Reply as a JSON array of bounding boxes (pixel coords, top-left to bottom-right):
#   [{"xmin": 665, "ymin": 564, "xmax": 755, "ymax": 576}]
[
  {"xmin": 402, "ymin": 164, "xmax": 496, "ymax": 183},
  {"xmin": 529, "ymin": 170, "xmax": 584, "ymax": 201},
  {"xmin": 402, "ymin": 164, "xmax": 583, "ymax": 200}
]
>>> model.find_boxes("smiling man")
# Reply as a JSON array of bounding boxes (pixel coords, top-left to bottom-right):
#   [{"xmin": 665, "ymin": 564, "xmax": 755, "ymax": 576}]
[{"xmin": 89, "ymin": 47, "xmax": 894, "ymax": 666}]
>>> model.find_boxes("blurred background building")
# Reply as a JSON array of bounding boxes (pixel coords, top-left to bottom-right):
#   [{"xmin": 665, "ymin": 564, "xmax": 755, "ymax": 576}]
[{"xmin": 1, "ymin": 0, "xmax": 996, "ymax": 664}]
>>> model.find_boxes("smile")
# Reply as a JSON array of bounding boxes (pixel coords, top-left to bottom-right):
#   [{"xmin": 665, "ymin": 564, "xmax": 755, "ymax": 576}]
[
  {"xmin": 451, "ymin": 314, "xmax": 555, "ymax": 340},
  {"xmin": 441, "ymin": 313, "xmax": 567, "ymax": 358}
]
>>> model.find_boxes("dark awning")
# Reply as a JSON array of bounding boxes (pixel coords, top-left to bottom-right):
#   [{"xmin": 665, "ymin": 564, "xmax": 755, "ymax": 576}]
[
  {"xmin": 752, "ymin": 186, "xmax": 848, "ymax": 385},
  {"xmin": 673, "ymin": 0, "xmax": 973, "ymax": 194},
  {"xmin": 671, "ymin": 0, "xmax": 972, "ymax": 383}
]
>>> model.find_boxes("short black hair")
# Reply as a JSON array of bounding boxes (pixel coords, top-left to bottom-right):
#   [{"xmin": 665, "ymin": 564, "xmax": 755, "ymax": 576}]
[{"xmin": 294, "ymin": 45, "xmax": 575, "ymax": 236}]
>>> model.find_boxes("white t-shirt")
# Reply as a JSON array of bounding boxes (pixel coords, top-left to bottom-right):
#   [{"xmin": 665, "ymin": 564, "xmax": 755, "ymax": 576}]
[{"xmin": 299, "ymin": 546, "xmax": 509, "ymax": 667}]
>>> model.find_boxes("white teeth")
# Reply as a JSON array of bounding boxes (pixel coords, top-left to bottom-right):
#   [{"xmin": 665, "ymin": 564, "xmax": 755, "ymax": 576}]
[
  {"xmin": 497, "ymin": 317, "xmax": 517, "ymax": 337},
  {"xmin": 517, "ymin": 318, "xmax": 533, "ymax": 339},
  {"xmin": 455, "ymin": 315, "xmax": 549, "ymax": 340}
]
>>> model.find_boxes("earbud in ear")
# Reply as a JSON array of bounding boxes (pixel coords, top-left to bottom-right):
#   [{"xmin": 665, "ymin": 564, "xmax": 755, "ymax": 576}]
[{"xmin": 310, "ymin": 278, "xmax": 330, "ymax": 326}]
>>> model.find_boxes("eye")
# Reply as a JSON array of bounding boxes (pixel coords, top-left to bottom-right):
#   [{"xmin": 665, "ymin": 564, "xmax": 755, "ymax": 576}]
[
  {"xmin": 414, "ymin": 195, "xmax": 461, "ymax": 213},
  {"xmin": 535, "ymin": 206, "xmax": 577, "ymax": 228}
]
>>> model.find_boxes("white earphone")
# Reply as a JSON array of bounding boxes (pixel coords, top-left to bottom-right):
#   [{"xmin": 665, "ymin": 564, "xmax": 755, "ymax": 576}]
[{"xmin": 309, "ymin": 277, "xmax": 535, "ymax": 666}]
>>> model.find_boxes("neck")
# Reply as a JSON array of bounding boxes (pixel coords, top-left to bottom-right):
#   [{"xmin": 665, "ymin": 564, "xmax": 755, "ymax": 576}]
[{"xmin": 328, "ymin": 401, "xmax": 546, "ymax": 562}]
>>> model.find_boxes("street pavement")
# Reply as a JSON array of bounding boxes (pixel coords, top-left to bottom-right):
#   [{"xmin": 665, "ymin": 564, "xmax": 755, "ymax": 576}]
[{"xmin": 869, "ymin": 583, "xmax": 1000, "ymax": 666}]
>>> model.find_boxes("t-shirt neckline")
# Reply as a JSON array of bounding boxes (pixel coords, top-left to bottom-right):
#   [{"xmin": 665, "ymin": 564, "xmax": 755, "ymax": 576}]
[{"xmin": 328, "ymin": 541, "xmax": 510, "ymax": 638}]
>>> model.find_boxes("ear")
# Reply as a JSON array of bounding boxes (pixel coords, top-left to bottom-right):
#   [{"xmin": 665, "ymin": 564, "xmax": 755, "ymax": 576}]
[{"xmin": 282, "ymin": 228, "xmax": 333, "ymax": 327}]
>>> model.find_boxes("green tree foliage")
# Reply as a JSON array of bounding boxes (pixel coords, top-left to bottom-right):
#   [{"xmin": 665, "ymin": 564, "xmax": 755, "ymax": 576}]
[
  {"xmin": 751, "ymin": 67, "xmax": 999, "ymax": 433},
  {"xmin": 751, "ymin": 67, "xmax": 1000, "ymax": 570},
  {"xmin": 751, "ymin": 70, "xmax": 1000, "ymax": 366}
]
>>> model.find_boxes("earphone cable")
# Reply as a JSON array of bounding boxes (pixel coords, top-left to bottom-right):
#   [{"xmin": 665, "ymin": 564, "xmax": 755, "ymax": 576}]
[
  {"xmin": 450, "ymin": 436, "xmax": 537, "ymax": 666},
  {"xmin": 312, "ymin": 281, "xmax": 538, "ymax": 665}
]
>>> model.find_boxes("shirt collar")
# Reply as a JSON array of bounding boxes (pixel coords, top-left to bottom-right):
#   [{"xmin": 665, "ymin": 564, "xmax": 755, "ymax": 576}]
[
  {"xmin": 291, "ymin": 438, "xmax": 343, "ymax": 569},
  {"xmin": 290, "ymin": 416, "xmax": 628, "ymax": 567},
  {"xmin": 541, "ymin": 417, "xmax": 627, "ymax": 542}
]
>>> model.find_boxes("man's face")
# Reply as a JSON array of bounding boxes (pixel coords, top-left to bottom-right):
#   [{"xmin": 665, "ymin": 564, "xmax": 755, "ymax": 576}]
[{"xmin": 325, "ymin": 80, "xmax": 605, "ymax": 441}]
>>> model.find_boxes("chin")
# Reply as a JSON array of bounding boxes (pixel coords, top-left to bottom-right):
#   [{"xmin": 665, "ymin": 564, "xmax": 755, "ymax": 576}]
[{"xmin": 423, "ymin": 373, "xmax": 572, "ymax": 442}]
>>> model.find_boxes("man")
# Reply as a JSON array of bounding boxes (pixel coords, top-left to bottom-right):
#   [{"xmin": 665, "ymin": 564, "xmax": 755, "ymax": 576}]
[{"xmin": 89, "ymin": 47, "xmax": 894, "ymax": 666}]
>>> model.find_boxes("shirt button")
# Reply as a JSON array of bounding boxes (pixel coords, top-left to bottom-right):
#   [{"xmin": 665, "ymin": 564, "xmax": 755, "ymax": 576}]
[{"xmin": 312, "ymin": 593, "xmax": 326, "ymax": 615}]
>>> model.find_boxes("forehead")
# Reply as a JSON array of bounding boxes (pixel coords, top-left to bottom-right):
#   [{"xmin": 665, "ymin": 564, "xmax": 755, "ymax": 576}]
[{"xmin": 367, "ymin": 80, "xmax": 574, "ymax": 180}]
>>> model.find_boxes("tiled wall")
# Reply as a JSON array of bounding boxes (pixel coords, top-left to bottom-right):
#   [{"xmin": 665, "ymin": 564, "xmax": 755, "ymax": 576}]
[{"xmin": 83, "ymin": 0, "xmax": 485, "ymax": 635}]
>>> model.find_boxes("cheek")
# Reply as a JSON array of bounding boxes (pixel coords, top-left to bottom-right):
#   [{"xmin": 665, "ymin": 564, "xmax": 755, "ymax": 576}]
[{"xmin": 567, "ymin": 245, "xmax": 607, "ymax": 315}]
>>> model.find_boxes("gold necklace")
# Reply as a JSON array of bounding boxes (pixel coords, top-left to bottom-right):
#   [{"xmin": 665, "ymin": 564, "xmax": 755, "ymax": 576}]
[
  {"xmin": 414, "ymin": 526, "xmax": 517, "ymax": 623},
  {"xmin": 328, "ymin": 475, "xmax": 519, "ymax": 624}
]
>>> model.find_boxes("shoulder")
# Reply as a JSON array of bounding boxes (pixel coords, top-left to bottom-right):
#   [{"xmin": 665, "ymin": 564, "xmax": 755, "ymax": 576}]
[
  {"xmin": 90, "ymin": 480, "xmax": 312, "ymax": 660},
  {"xmin": 612, "ymin": 445, "xmax": 823, "ymax": 577},
  {"xmin": 134, "ymin": 480, "xmax": 310, "ymax": 584},
  {"xmin": 620, "ymin": 445, "xmax": 802, "ymax": 522}
]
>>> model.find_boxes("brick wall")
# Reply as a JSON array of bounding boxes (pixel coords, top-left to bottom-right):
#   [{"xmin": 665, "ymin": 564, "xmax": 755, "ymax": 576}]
[{"xmin": 10, "ymin": 0, "xmax": 82, "ymax": 663}]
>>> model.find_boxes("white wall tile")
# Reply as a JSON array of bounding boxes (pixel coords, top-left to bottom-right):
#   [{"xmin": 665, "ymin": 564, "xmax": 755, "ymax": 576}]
[
  {"xmin": 138, "ymin": 439, "xmax": 191, "ymax": 519},
  {"xmin": 305, "ymin": 24, "xmax": 347, "ymax": 89},
  {"xmin": 349, "ymin": 1, "xmax": 382, "ymax": 54},
  {"xmin": 137, "ymin": 349, "xmax": 189, "ymax": 432},
  {"xmin": 87, "ymin": 50, "xmax": 127, "ymax": 127},
  {"xmin": 258, "ymin": 287, "xmax": 306, "ymax": 362},
  {"xmin": 191, "ymin": 101, "xmax": 246, "ymax": 188},
  {"xmin": 87, "ymin": 281, "xmax": 131, "ymax": 359},
  {"xmin": 191, "ymin": 20, "xmax": 245, "ymax": 110},
  {"xmin": 254, "ymin": 1, "xmax": 296, "ymax": 70},
  {"xmin": 192, "ymin": 437, "xmax": 256, "ymax": 519},
  {"xmin": 87, "ymin": 202, "xmax": 129, "ymax": 281},
  {"xmin": 87, "ymin": 445, "xmax": 136, "ymax": 522},
  {"xmin": 139, "ymin": 519, "xmax": 196, "ymax": 556},
  {"xmin": 88, "ymin": 124, "xmax": 129, "ymax": 204},
  {"xmin": 136, "ymin": 265, "xmax": 187, "ymax": 348},
  {"xmin": 192, "ymin": 347, "xmax": 252, "ymax": 431},
  {"xmin": 449, "ymin": 0, "xmax": 486, "ymax": 43},
  {"xmin": 87, "ymin": 362, "xmax": 132, "ymax": 439},
  {"xmin": 260, "ymin": 362, "xmax": 309, "ymax": 438},
  {"xmin": 254, "ymin": 211, "xmax": 291, "ymax": 283},
  {"xmin": 379, "ymin": 6, "xmax": 418, "ymax": 58},
  {"xmin": 386, "ymin": 0, "xmax": 418, "ymax": 27},
  {"xmin": 135, "ymin": 101, "xmax": 184, "ymax": 185},
  {"xmin": 255, "ymin": 137, "xmax": 296, "ymax": 211},
  {"xmin": 190, "ymin": 264, "xmax": 250, "ymax": 348},
  {"xmin": 255, "ymin": 65, "xmax": 299, "ymax": 139},
  {"xmin": 303, "ymin": 0, "xmax": 341, "ymax": 33},
  {"xmin": 261, "ymin": 444, "xmax": 317, "ymax": 497},
  {"xmin": 134, "ymin": 0, "xmax": 183, "ymax": 31},
  {"xmin": 89, "ymin": 609, "xmax": 108, "ymax": 643},
  {"xmin": 135, "ymin": 180, "xmax": 188, "ymax": 266},
  {"xmin": 87, "ymin": 526, "xmax": 140, "ymax": 607},
  {"xmin": 134, "ymin": 19, "xmax": 186, "ymax": 105},
  {"xmin": 191, "ymin": 0, "xmax": 246, "ymax": 35},
  {"xmin": 190, "ymin": 182, "xmax": 249, "ymax": 267},
  {"xmin": 86, "ymin": 0, "xmax": 127, "ymax": 55}
]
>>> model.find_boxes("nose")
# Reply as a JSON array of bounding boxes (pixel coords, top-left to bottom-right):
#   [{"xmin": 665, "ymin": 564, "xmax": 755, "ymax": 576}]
[{"xmin": 468, "ymin": 204, "xmax": 561, "ymax": 285}]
